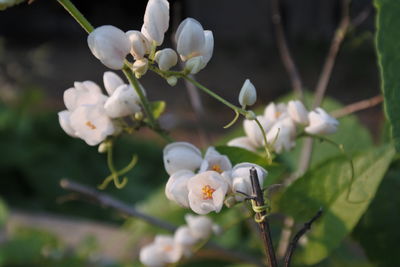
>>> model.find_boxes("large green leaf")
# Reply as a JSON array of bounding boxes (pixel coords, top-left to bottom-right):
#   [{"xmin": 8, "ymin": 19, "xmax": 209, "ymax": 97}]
[
  {"xmin": 278, "ymin": 145, "xmax": 395, "ymax": 265},
  {"xmin": 374, "ymin": 0, "xmax": 400, "ymax": 151},
  {"xmin": 353, "ymin": 160, "xmax": 400, "ymax": 267}
]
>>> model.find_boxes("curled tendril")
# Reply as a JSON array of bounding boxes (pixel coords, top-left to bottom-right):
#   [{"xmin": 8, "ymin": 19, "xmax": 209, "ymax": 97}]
[
  {"xmin": 302, "ymin": 133, "xmax": 369, "ymax": 204},
  {"xmin": 98, "ymin": 140, "xmax": 138, "ymax": 190},
  {"xmin": 223, "ymin": 110, "xmax": 240, "ymax": 129},
  {"xmin": 250, "ymin": 199, "xmax": 270, "ymax": 223}
]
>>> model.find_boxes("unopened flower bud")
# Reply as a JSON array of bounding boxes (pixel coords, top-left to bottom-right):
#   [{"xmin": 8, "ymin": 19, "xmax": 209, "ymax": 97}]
[
  {"xmin": 176, "ymin": 18, "xmax": 205, "ymax": 60},
  {"xmin": 134, "ymin": 111, "xmax": 144, "ymax": 121},
  {"xmin": 103, "ymin": 71, "xmax": 124, "ymax": 95},
  {"xmin": 104, "ymin": 84, "xmax": 141, "ymax": 118},
  {"xmin": 98, "ymin": 141, "xmax": 109, "ymax": 153},
  {"xmin": 126, "ymin": 30, "xmax": 150, "ymax": 60},
  {"xmin": 238, "ymin": 79, "xmax": 257, "ymax": 107},
  {"xmin": 288, "ymin": 100, "xmax": 309, "ymax": 125},
  {"xmin": 167, "ymin": 76, "xmax": 178, "ymax": 86},
  {"xmin": 154, "ymin": 48, "xmax": 178, "ymax": 71},
  {"xmin": 87, "ymin": 25, "xmax": 130, "ymax": 70},
  {"xmin": 132, "ymin": 58, "xmax": 149, "ymax": 78}
]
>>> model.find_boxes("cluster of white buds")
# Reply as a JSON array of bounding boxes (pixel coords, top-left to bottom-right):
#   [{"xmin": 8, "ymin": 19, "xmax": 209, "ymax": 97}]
[
  {"xmin": 58, "ymin": 72, "xmax": 143, "ymax": 146},
  {"xmin": 163, "ymin": 142, "xmax": 267, "ymax": 214},
  {"xmin": 87, "ymin": 0, "xmax": 213, "ymax": 78},
  {"xmin": 228, "ymin": 100, "xmax": 339, "ymax": 153},
  {"xmin": 140, "ymin": 214, "xmax": 220, "ymax": 267}
]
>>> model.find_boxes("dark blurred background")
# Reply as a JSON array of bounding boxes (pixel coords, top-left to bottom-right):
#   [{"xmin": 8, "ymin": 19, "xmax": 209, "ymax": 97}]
[{"xmin": 0, "ymin": 0, "xmax": 383, "ymax": 266}]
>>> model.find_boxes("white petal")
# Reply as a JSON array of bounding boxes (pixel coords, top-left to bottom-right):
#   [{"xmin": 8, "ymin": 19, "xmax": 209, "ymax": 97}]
[
  {"xmin": 104, "ymin": 84, "xmax": 141, "ymax": 118},
  {"xmin": 264, "ymin": 102, "xmax": 287, "ymax": 122},
  {"xmin": 288, "ymin": 100, "xmax": 309, "ymax": 125},
  {"xmin": 199, "ymin": 147, "xmax": 232, "ymax": 173},
  {"xmin": 141, "ymin": 0, "xmax": 170, "ymax": 45},
  {"xmin": 185, "ymin": 214, "xmax": 214, "ymax": 240},
  {"xmin": 103, "ymin": 71, "xmax": 124, "ymax": 96},
  {"xmin": 132, "ymin": 58, "xmax": 149, "ymax": 77},
  {"xmin": 185, "ymin": 56, "xmax": 205, "ymax": 74},
  {"xmin": 266, "ymin": 118, "xmax": 296, "ymax": 153},
  {"xmin": 63, "ymin": 82, "xmax": 108, "ymax": 111},
  {"xmin": 231, "ymin": 162, "xmax": 267, "ymax": 200},
  {"xmin": 126, "ymin": 30, "xmax": 151, "ymax": 59},
  {"xmin": 243, "ymin": 115, "xmax": 271, "ymax": 147},
  {"xmin": 163, "ymin": 142, "xmax": 202, "ymax": 175},
  {"xmin": 87, "ymin": 25, "xmax": 130, "ymax": 70},
  {"xmin": 238, "ymin": 79, "xmax": 257, "ymax": 106},
  {"xmin": 174, "ymin": 226, "xmax": 198, "ymax": 246},
  {"xmin": 165, "ymin": 170, "xmax": 193, "ymax": 207},
  {"xmin": 176, "ymin": 18, "xmax": 205, "ymax": 59},
  {"xmin": 227, "ymin": 136, "xmax": 257, "ymax": 152},
  {"xmin": 154, "ymin": 48, "xmax": 178, "ymax": 71},
  {"xmin": 58, "ymin": 110, "xmax": 77, "ymax": 137},
  {"xmin": 305, "ymin": 108, "xmax": 339, "ymax": 135},
  {"xmin": 200, "ymin": 30, "xmax": 214, "ymax": 65},
  {"xmin": 139, "ymin": 243, "xmax": 165, "ymax": 267},
  {"xmin": 69, "ymin": 104, "xmax": 115, "ymax": 146}
]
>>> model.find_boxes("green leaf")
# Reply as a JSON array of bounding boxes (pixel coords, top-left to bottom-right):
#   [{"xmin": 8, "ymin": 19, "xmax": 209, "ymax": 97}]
[
  {"xmin": 0, "ymin": 0, "xmax": 26, "ymax": 11},
  {"xmin": 149, "ymin": 100, "xmax": 166, "ymax": 119},
  {"xmin": 278, "ymin": 145, "xmax": 395, "ymax": 265},
  {"xmin": 374, "ymin": 0, "xmax": 400, "ymax": 151},
  {"xmin": 353, "ymin": 160, "xmax": 400, "ymax": 266}
]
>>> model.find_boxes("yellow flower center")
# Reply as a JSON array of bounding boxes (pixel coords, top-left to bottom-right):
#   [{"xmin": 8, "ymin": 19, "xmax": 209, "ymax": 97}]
[
  {"xmin": 275, "ymin": 111, "xmax": 281, "ymax": 118},
  {"xmin": 163, "ymin": 245, "xmax": 173, "ymax": 252},
  {"xmin": 85, "ymin": 121, "xmax": 96, "ymax": 130},
  {"xmin": 211, "ymin": 164, "xmax": 222, "ymax": 173},
  {"xmin": 202, "ymin": 185, "xmax": 216, "ymax": 200}
]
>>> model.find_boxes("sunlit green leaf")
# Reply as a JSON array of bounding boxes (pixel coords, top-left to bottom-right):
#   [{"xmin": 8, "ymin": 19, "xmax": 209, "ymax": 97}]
[{"xmin": 278, "ymin": 145, "xmax": 395, "ymax": 265}]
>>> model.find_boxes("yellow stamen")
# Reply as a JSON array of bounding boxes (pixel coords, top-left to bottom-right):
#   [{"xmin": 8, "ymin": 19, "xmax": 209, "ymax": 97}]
[
  {"xmin": 211, "ymin": 164, "xmax": 222, "ymax": 173},
  {"xmin": 202, "ymin": 185, "xmax": 216, "ymax": 200},
  {"xmin": 86, "ymin": 121, "xmax": 96, "ymax": 130},
  {"xmin": 275, "ymin": 111, "xmax": 281, "ymax": 118},
  {"xmin": 163, "ymin": 245, "xmax": 173, "ymax": 252}
]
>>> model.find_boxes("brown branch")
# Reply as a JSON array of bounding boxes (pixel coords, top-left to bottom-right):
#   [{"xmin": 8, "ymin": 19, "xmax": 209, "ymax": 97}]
[
  {"xmin": 270, "ymin": 0, "xmax": 304, "ymax": 99},
  {"xmin": 331, "ymin": 95, "xmax": 383, "ymax": 118},
  {"xmin": 60, "ymin": 179, "xmax": 177, "ymax": 232},
  {"xmin": 284, "ymin": 209, "xmax": 323, "ymax": 267},
  {"xmin": 249, "ymin": 168, "xmax": 278, "ymax": 267},
  {"xmin": 60, "ymin": 179, "xmax": 264, "ymax": 266},
  {"xmin": 313, "ymin": 0, "xmax": 351, "ymax": 108}
]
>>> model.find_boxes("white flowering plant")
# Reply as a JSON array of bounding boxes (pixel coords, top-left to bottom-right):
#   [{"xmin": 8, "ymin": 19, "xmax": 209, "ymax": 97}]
[{"xmin": 2, "ymin": 0, "xmax": 400, "ymax": 266}]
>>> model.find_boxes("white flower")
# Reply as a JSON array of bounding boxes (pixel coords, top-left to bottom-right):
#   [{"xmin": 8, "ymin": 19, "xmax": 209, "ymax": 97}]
[
  {"xmin": 141, "ymin": 0, "xmax": 170, "ymax": 46},
  {"xmin": 185, "ymin": 214, "xmax": 215, "ymax": 240},
  {"xmin": 103, "ymin": 71, "xmax": 125, "ymax": 95},
  {"xmin": 243, "ymin": 115, "xmax": 271, "ymax": 147},
  {"xmin": 231, "ymin": 163, "xmax": 267, "ymax": 201},
  {"xmin": 69, "ymin": 104, "xmax": 115, "ymax": 146},
  {"xmin": 187, "ymin": 171, "xmax": 228, "ymax": 215},
  {"xmin": 165, "ymin": 170, "xmax": 194, "ymax": 207},
  {"xmin": 58, "ymin": 110, "xmax": 77, "ymax": 137},
  {"xmin": 126, "ymin": 30, "xmax": 150, "ymax": 60},
  {"xmin": 176, "ymin": 18, "xmax": 214, "ymax": 72},
  {"xmin": 266, "ymin": 117, "xmax": 296, "ymax": 153},
  {"xmin": 139, "ymin": 235, "xmax": 182, "ymax": 267},
  {"xmin": 154, "ymin": 48, "xmax": 178, "ymax": 71},
  {"xmin": 305, "ymin": 108, "xmax": 339, "ymax": 135},
  {"xmin": 174, "ymin": 226, "xmax": 198, "ymax": 247},
  {"xmin": 264, "ymin": 102, "xmax": 287, "ymax": 122},
  {"xmin": 227, "ymin": 136, "xmax": 257, "ymax": 152},
  {"xmin": 87, "ymin": 25, "xmax": 130, "ymax": 70},
  {"xmin": 287, "ymin": 100, "xmax": 309, "ymax": 125},
  {"xmin": 163, "ymin": 142, "xmax": 203, "ymax": 175},
  {"xmin": 199, "ymin": 147, "xmax": 232, "ymax": 174},
  {"xmin": 238, "ymin": 79, "xmax": 257, "ymax": 107},
  {"xmin": 104, "ymin": 84, "xmax": 141, "ymax": 118},
  {"xmin": 63, "ymin": 81, "xmax": 107, "ymax": 111}
]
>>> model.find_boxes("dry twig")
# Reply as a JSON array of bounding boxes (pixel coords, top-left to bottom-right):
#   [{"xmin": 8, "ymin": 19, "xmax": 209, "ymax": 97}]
[{"xmin": 331, "ymin": 95, "xmax": 383, "ymax": 118}]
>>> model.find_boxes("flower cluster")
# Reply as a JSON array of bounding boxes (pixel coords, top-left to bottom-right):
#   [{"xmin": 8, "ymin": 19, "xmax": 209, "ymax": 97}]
[
  {"xmin": 58, "ymin": 71, "xmax": 143, "ymax": 146},
  {"xmin": 140, "ymin": 214, "xmax": 220, "ymax": 267},
  {"xmin": 87, "ymin": 0, "xmax": 213, "ymax": 78},
  {"xmin": 163, "ymin": 142, "xmax": 267, "ymax": 214},
  {"xmin": 228, "ymin": 100, "xmax": 339, "ymax": 153}
]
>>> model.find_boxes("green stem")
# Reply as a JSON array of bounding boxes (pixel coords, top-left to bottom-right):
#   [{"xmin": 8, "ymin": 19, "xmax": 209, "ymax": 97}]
[
  {"xmin": 57, "ymin": 0, "xmax": 94, "ymax": 33},
  {"xmin": 254, "ymin": 118, "xmax": 273, "ymax": 164}
]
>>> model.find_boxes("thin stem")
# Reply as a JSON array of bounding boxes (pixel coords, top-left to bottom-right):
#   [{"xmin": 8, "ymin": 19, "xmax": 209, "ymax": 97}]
[
  {"xmin": 313, "ymin": 0, "xmax": 350, "ymax": 108},
  {"xmin": 249, "ymin": 168, "xmax": 278, "ymax": 267},
  {"xmin": 331, "ymin": 95, "xmax": 383, "ymax": 118},
  {"xmin": 270, "ymin": 0, "xmax": 303, "ymax": 100},
  {"xmin": 284, "ymin": 209, "xmax": 323, "ymax": 267},
  {"xmin": 254, "ymin": 118, "xmax": 273, "ymax": 164},
  {"xmin": 57, "ymin": 0, "xmax": 94, "ymax": 33}
]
